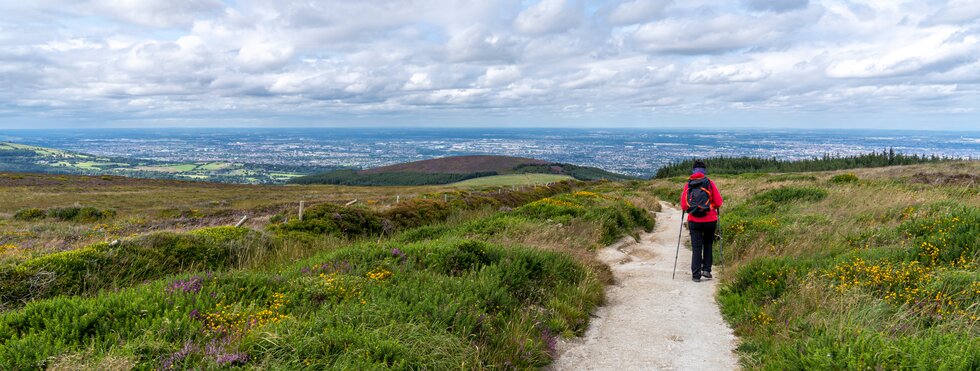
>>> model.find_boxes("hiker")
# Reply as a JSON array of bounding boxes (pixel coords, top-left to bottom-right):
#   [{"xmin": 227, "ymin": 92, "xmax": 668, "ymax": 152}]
[{"xmin": 680, "ymin": 160, "xmax": 723, "ymax": 282}]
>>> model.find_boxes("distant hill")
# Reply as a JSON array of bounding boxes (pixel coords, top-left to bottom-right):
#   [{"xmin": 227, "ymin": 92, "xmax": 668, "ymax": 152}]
[
  {"xmin": 289, "ymin": 155, "xmax": 636, "ymax": 186},
  {"xmin": 361, "ymin": 155, "xmax": 549, "ymax": 174},
  {"xmin": 0, "ymin": 141, "xmax": 328, "ymax": 184}
]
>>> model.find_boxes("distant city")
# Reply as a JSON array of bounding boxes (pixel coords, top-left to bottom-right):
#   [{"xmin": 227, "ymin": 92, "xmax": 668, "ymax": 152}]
[{"xmin": 3, "ymin": 128, "xmax": 978, "ymax": 177}]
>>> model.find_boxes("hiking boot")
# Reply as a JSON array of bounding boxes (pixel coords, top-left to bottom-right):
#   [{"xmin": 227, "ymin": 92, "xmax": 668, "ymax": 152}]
[
  {"xmin": 702, "ymin": 271, "xmax": 713, "ymax": 279},
  {"xmin": 692, "ymin": 276, "xmax": 701, "ymax": 282}
]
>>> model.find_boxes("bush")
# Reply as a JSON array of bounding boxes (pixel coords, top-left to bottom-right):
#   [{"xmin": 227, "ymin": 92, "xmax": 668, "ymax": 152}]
[
  {"xmin": 269, "ymin": 184, "xmax": 577, "ymax": 239},
  {"xmin": 752, "ymin": 186, "xmax": 828, "ymax": 204},
  {"xmin": 270, "ymin": 203, "xmax": 382, "ymax": 237},
  {"xmin": 0, "ymin": 227, "xmax": 277, "ymax": 308},
  {"xmin": 12, "ymin": 208, "xmax": 45, "ymax": 221},
  {"xmin": 899, "ymin": 204, "xmax": 979, "ymax": 267},
  {"xmin": 830, "ymin": 173, "xmax": 859, "ymax": 184},
  {"xmin": 383, "ymin": 199, "xmax": 453, "ymax": 229},
  {"xmin": 768, "ymin": 174, "xmax": 818, "ymax": 182},
  {"xmin": 12, "ymin": 206, "xmax": 115, "ymax": 222},
  {"xmin": 0, "ymin": 237, "xmax": 604, "ymax": 369}
]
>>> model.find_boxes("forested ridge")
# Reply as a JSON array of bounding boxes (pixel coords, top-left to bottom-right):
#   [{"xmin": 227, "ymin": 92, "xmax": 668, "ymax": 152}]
[{"xmin": 654, "ymin": 149, "xmax": 956, "ymax": 178}]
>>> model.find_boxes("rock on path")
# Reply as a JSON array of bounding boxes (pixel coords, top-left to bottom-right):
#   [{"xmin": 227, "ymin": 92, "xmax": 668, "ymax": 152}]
[{"xmin": 548, "ymin": 203, "xmax": 739, "ymax": 371}]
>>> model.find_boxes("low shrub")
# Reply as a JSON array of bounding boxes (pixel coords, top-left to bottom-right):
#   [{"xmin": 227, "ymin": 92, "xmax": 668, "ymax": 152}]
[
  {"xmin": 271, "ymin": 203, "xmax": 382, "ymax": 237},
  {"xmin": 12, "ymin": 206, "xmax": 115, "ymax": 222},
  {"xmin": 383, "ymin": 198, "xmax": 453, "ymax": 229},
  {"xmin": 768, "ymin": 174, "xmax": 818, "ymax": 182},
  {"xmin": 269, "ymin": 183, "xmax": 577, "ymax": 239},
  {"xmin": 830, "ymin": 173, "xmax": 860, "ymax": 184},
  {"xmin": 0, "ymin": 238, "xmax": 604, "ymax": 369},
  {"xmin": 752, "ymin": 186, "xmax": 828, "ymax": 204},
  {"xmin": 12, "ymin": 208, "xmax": 45, "ymax": 221},
  {"xmin": 48, "ymin": 207, "xmax": 117, "ymax": 222},
  {"xmin": 0, "ymin": 227, "xmax": 277, "ymax": 308},
  {"xmin": 899, "ymin": 203, "xmax": 979, "ymax": 267}
]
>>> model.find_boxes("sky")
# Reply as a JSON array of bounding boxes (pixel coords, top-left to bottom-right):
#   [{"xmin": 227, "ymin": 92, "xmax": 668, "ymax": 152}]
[{"xmin": 0, "ymin": 0, "xmax": 978, "ymax": 130}]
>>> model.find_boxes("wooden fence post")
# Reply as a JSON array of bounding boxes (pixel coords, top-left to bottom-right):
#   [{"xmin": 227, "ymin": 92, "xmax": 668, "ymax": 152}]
[
  {"xmin": 235, "ymin": 215, "xmax": 248, "ymax": 227},
  {"xmin": 299, "ymin": 201, "xmax": 305, "ymax": 221}
]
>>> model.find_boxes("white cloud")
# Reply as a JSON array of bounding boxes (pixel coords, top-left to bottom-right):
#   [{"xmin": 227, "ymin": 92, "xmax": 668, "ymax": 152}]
[
  {"xmin": 825, "ymin": 27, "xmax": 978, "ymax": 78},
  {"xmin": 925, "ymin": 0, "xmax": 980, "ymax": 25},
  {"xmin": 478, "ymin": 66, "xmax": 522, "ymax": 87},
  {"xmin": 608, "ymin": 0, "xmax": 672, "ymax": 26},
  {"xmin": 514, "ymin": 0, "xmax": 582, "ymax": 35},
  {"xmin": 446, "ymin": 26, "xmax": 518, "ymax": 63},
  {"xmin": 236, "ymin": 39, "xmax": 295, "ymax": 72},
  {"xmin": 632, "ymin": 10, "xmax": 816, "ymax": 54},
  {"xmin": 38, "ymin": 38, "xmax": 102, "ymax": 52},
  {"xmin": 0, "ymin": 0, "xmax": 978, "ymax": 128},
  {"xmin": 92, "ymin": 0, "xmax": 223, "ymax": 28},
  {"xmin": 742, "ymin": 0, "xmax": 808, "ymax": 13},
  {"xmin": 689, "ymin": 63, "xmax": 770, "ymax": 83}
]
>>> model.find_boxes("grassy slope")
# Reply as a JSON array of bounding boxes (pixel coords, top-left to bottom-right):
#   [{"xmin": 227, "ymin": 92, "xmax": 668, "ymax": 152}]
[
  {"xmin": 648, "ymin": 162, "xmax": 979, "ymax": 369},
  {"xmin": 0, "ymin": 172, "xmax": 455, "ymax": 257},
  {"xmin": 0, "ymin": 177, "xmax": 657, "ymax": 369},
  {"xmin": 291, "ymin": 155, "xmax": 637, "ymax": 186},
  {"xmin": 4, "ymin": 161, "xmax": 973, "ymax": 368},
  {"xmin": 452, "ymin": 174, "xmax": 574, "ymax": 187}
]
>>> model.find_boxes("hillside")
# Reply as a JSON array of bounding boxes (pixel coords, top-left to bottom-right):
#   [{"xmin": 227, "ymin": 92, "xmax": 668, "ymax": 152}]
[
  {"xmin": 0, "ymin": 142, "xmax": 327, "ymax": 184},
  {"xmin": 0, "ymin": 170, "xmax": 655, "ymax": 369},
  {"xmin": 290, "ymin": 155, "xmax": 635, "ymax": 186},
  {"xmin": 452, "ymin": 173, "xmax": 574, "ymax": 187},
  {"xmin": 0, "ymin": 162, "xmax": 976, "ymax": 368},
  {"xmin": 641, "ymin": 161, "xmax": 979, "ymax": 368}
]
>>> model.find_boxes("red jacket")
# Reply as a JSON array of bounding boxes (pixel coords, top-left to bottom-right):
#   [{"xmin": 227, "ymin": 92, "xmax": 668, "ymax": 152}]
[{"xmin": 680, "ymin": 173, "xmax": 723, "ymax": 223}]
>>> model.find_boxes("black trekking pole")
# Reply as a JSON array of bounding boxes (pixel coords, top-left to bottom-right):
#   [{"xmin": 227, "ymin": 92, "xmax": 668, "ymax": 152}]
[
  {"xmin": 672, "ymin": 210, "xmax": 685, "ymax": 280},
  {"xmin": 717, "ymin": 208, "xmax": 723, "ymax": 269}
]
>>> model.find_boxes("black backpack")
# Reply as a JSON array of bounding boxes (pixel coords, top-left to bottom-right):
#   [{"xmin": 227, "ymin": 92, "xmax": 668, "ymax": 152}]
[{"xmin": 686, "ymin": 177, "xmax": 713, "ymax": 217}]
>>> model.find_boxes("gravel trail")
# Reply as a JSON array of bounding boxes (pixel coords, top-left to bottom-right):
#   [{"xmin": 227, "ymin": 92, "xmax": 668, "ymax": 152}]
[{"xmin": 548, "ymin": 204, "xmax": 740, "ymax": 370}]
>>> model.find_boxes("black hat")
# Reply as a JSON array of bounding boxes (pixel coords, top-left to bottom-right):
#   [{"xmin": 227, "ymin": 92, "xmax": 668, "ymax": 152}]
[{"xmin": 693, "ymin": 160, "xmax": 706, "ymax": 169}]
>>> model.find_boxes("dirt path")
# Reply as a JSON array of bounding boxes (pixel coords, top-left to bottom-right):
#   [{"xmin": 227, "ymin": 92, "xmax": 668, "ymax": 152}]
[{"xmin": 548, "ymin": 204, "xmax": 739, "ymax": 370}]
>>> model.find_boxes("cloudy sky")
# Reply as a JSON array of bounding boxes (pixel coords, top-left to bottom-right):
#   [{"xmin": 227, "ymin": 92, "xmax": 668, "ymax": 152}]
[{"xmin": 1, "ymin": 0, "xmax": 978, "ymax": 129}]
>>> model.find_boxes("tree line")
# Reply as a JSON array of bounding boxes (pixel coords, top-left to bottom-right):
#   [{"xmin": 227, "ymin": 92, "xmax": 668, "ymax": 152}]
[{"xmin": 653, "ymin": 149, "xmax": 958, "ymax": 178}]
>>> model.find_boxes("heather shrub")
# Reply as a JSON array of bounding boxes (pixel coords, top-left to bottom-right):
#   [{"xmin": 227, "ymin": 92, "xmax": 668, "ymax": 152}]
[
  {"xmin": 48, "ymin": 206, "xmax": 116, "ymax": 222},
  {"xmin": 0, "ymin": 227, "xmax": 276, "ymax": 308},
  {"xmin": 270, "ymin": 203, "xmax": 382, "ymax": 237},
  {"xmin": 12, "ymin": 206, "xmax": 115, "ymax": 222},
  {"xmin": 753, "ymin": 186, "xmax": 827, "ymax": 204},
  {"xmin": 13, "ymin": 208, "xmax": 45, "ymax": 221},
  {"xmin": 382, "ymin": 198, "xmax": 453, "ymax": 229},
  {"xmin": 830, "ymin": 173, "xmax": 860, "ymax": 184}
]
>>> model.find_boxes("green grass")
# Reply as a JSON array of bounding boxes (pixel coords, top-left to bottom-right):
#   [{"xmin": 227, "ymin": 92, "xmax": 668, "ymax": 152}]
[
  {"xmin": 4, "ymin": 161, "xmax": 973, "ymax": 369},
  {"xmin": 652, "ymin": 162, "xmax": 980, "ymax": 369},
  {"xmin": 198, "ymin": 162, "xmax": 232, "ymax": 171},
  {"xmin": 0, "ymin": 181, "xmax": 656, "ymax": 369},
  {"xmin": 0, "ymin": 173, "xmax": 462, "ymax": 257},
  {"xmin": 452, "ymin": 174, "xmax": 574, "ymax": 187}
]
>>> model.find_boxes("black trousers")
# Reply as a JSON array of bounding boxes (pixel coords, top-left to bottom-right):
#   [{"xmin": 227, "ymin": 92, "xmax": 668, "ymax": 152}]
[{"xmin": 688, "ymin": 221, "xmax": 717, "ymax": 278}]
